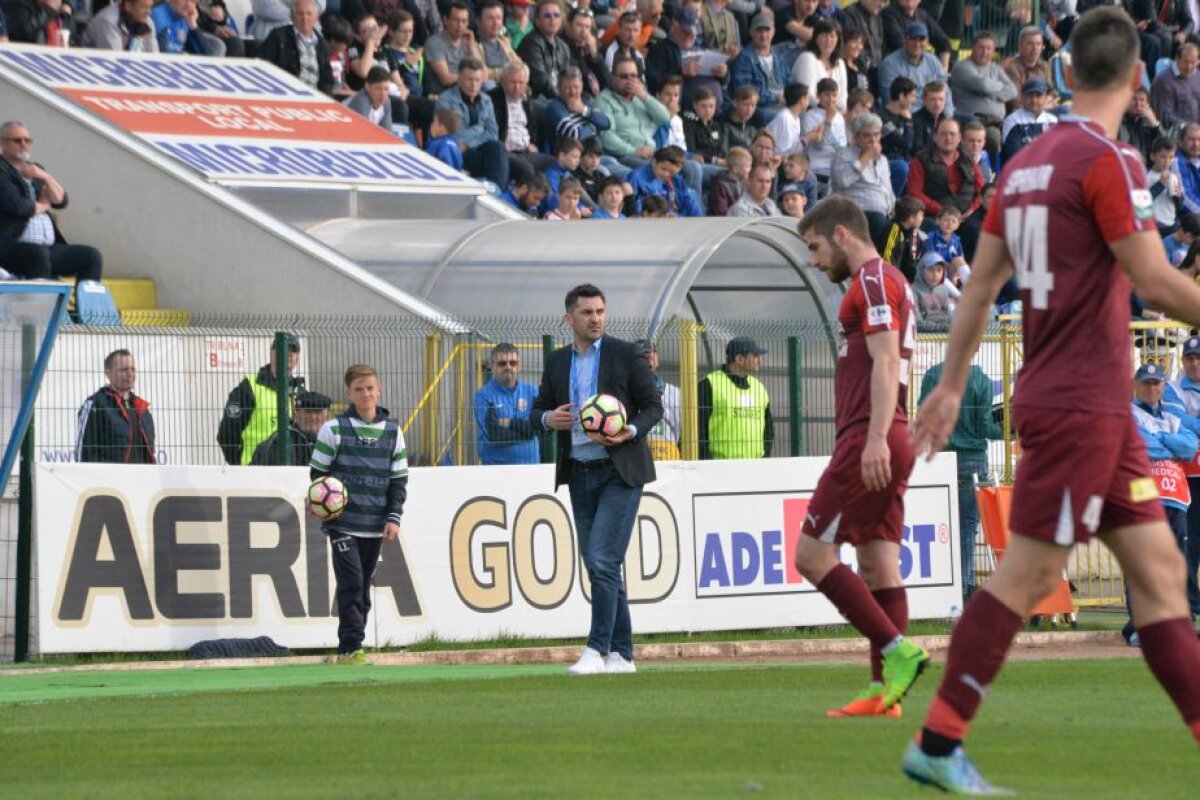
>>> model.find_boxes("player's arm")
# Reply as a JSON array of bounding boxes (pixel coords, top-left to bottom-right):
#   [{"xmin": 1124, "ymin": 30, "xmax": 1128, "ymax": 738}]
[
  {"xmin": 864, "ymin": 329, "xmax": 901, "ymax": 492},
  {"xmin": 913, "ymin": 231, "xmax": 1013, "ymax": 457},
  {"xmin": 1117, "ymin": 231, "xmax": 1200, "ymax": 327}
]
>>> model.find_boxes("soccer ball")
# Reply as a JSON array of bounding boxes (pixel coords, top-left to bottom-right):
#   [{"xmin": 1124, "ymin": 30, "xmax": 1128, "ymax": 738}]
[
  {"xmin": 308, "ymin": 476, "xmax": 349, "ymax": 520},
  {"xmin": 580, "ymin": 393, "xmax": 627, "ymax": 437}
]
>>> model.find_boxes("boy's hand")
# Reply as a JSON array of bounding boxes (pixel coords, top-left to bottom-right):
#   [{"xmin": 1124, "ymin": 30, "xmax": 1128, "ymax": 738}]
[{"xmin": 383, "ymin": 522, "xmax": 401, "ymax": 541}]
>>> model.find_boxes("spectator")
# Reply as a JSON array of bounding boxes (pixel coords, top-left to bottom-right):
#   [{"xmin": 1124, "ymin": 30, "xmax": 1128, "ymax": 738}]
[
  {"xmin": 346, "ymin": 66, "xmax": 397, "ymax": 129},
  {"xmin": 1151, "ymin": 42, "xmax": 1200, "ymax": 132},
  {"xmin": 635, "ymin": 338, "xmax": 682, "ymax": 461},
  {"xmin": 517, "ymin": 0, "xmax": 572, "ymax": 101},
  {"xmin": 76, "ymin": 349, "xmax": 155, "ymax": 465},
  {"xmin": 1119, "ymin": 87, "xmax": 1167, "ymax": 162},
  {"xmin": 2, "ymin": 0, "xmax": 70, "ymax": 45},
  {"xmin": 910, "ymin": 79, "xmax": 951, "ymax": 154},
  {"xmin": 842, "ymin": 31, "xmax": 872, "ymax": 95},
  {"xmin": 646, "ymin": 6, "xmax": 727, "ymax": 106},
  {"xmin": 881, "ymin": 0, "xmax": 951, "ymax": 68},
  {"xmin": 698, "ymin": 336, "xmax": 773, "ymax": 460},
  {"xmin": 1126, "ymin": 362, "xmax": 1198, "ymax": 644},
  {"xmin": 252, "ymin": 390, "xmax": 332, "ymax": 466},
  {"xmin": 474, "ymin": 342, "xmax": 540, "ymax": 465},
  {"xmin": 256, "ymin": 0, "xmax": 334, "ymax": 97},
  {"xmin": 720, "ymin": 85, "xmax": 760, "ymax": 152},
  {"xmin": 565, "ymin": 6, "xmax": 609, "ymax": 101},
  {"xmin": 541, "ymin": 67, "xmax": 614, "ymax": 161},
  {"xmin": 599, "ymin": 0, "xmax": 662, "ymax": 51},
  {"xmin": 541, "ymin": 136, "xmax": 588, "ymax": 215},
  {"xmin": 683, "ymin": 86, "xmax": 729, "ymax": 170},
  {"xmin": 424, "ymin": 2, "xmax": 483, "ymax": 95},
  {"xmin": 1001, "ymin": 25, "xmax": 1051, "ymax": 110},
  {"xmin": 1168, "ymin": 336, "xmax": 1200, "ymax": 618},
  {"xmin": 778, "ymin": 181, "xmax": 808, "ymax": 218},
  {"xmin": 1000, "ymin": 77, "xmax": 1058, "ymax": 166},
  {"xmin": 878, "ymin": 23, "xmax": 953, "ymax": 118},
  {"xmin": 779, "ymin": 150, "xmax": 819, "ymax": 207},
  {"xmin": 700, "ymin": 0, "xmax": 740, "ymax": 57},
  {"xmin": 949, "ymin": 32, "xmax": 1017, "ymax": 155},
  {"xmin": 490, "ymin": 62, "xmax": 556, "ymax": 184},
  {"xmin": 499, "ymin": 170, "xmax": 550, "ymax": 214},
  {"xmin": 628, "ymin": 145, "xmax": 703, "ymax": 215},
  {"xmin": 152, "ymin": 0, "xmax": 225, "ymax": 56},
  {"xmin": 924, "ymin": 204, "xmax": 969, "ymax": 285},
  {"xmin": 728, "ymin": 161, "xmax": 779, "ymax": 216},
  {"xmin": 473, "ymin": 1, "xmax": 517, "ymax": 85},
  {"xmin": 880, "ymin": 74, "xmax": 916, "ymax": 194},
  {"xmin": 604, "ymin": 11, "xmax": 647, "ymax": 76},
  {"xmin": 776, "ymin": 0, "xmax": 819, "ymax": 48},
  {"xmin": 435, "ymin": 58, "xmax": 510, "ymax": 187},
  {"xmin": 596, "ymin": 55, "xmax": 671, "ymax": 168},
  {"xmin": 249, "ymin": 0, "xmax": 319, "ymax": 41},
  {"xmin": 324, "ymin": 18, "xmax": 356, "ymax": 98},
  {"xmin": 1165, "ymin": 213, "xmax": 1199, "ymax": 265},
  {"xmin": 217, "ymin": 334, "xmax": 301, "ymax": 466},
  {"xmin": 763, "ymin": 82, "xmax": 809, "ymax": 156},
  {"xmin": 728, "ymin": 14, "xmax": 791, "ymax": 124},
  {"xmin": 907, "ymin": 116, "xmax": 982, "ymax": 238},
  {"xmin": 426, "ymin": 107, "xmax": 465, "ymax": 169},
  {"xmin": 0, "ymin": 122, "xmax": 103, "ymax": 289},
  {"xmin": 882, "ymin": 195, "xmax": 926, "ymax": 282},
  {"xmin": 504, "ymin": 0, "xmax": 533, "ymax": 50},
  {"xmin": 960, "ymin": 119, "xmax": 993, "ymax": 185},
  {"xmin": 1151, "ymin": 139, "xmax": 1186, "ymax": 238},
  {"xmin": 841, "ymin": 0, "xmax": 885, "ymax": 79},
  {"xmin": 912, "ymin": 250, "xmax": 959, "ymax": 331},
  {"xmin": 80, "ymin": 0, "xmax": 157, "ymax": 51},
  {"xmin": 639, "ymin": 194, "xmax": 669, "ymax": 216},
  {"xmin": 831, "ymin": 111, "xmax": 893, "ymax": 243},
  {"xmin": 592, "ymin": 174, "xmax": 629, "ymax": 217},
  {"xmin": 918, "ymin": 355, "xmax": 1003, "ymax": 601},
  {"xmin": 707, "ymin": 144, "xmax": 751, "ymax": 216},
  {"xmin": 197, "ymin": 0, "xmax": 244, "ymax": 58},
  {"xmin": 1178, "ymin": 122, "xmax": 1200, "ymax": 216},
  {"xmin": 574, "ymin": 136, "xmax": 604, "ymax": 203},
  {"xmin": 382, "ymin": 12, "xmax": 431, "ymax": 114},
  {"xmin": 347, "ymin": 14, "xmax": 416, "ymax": 125},
  {"xmin": 798, "ymin": 76, "xmax": 846, "ymax": 185},
  {"xmin": 792, "ymin": 18, "xmax": 847, "ymax": 111}
]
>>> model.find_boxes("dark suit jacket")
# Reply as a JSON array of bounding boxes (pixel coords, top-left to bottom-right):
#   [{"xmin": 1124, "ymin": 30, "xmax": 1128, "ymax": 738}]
[
  {"xmin": 0, "ymin": 159, "xmax": 66, "ymax": 244},
  {"xmin": 487, "ymin": 86, "xmax": 540, "ymax": 151},
  {"xmin": 532, "ymin": 336, "xmax": 663, "ymax": 489},
  {"xmin": 256, "ymin": 25, "xmax": 335, "ymax": 96}
]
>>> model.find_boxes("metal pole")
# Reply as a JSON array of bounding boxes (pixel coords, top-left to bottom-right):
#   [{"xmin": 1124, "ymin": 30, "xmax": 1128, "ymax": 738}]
[
  {"xmin": 787, "ymin": 336, "xmax": 802, "ymax": 457},
  {"xmin": 274, "ymin": 332, "xmax": 292, "ymax": 466},
  {"xmin": 424, "ymin": 333, "xmax": 441, "ymax": 465},
  {"xmin": 15, "ymin": 324, "xmax": 36, "ymax": 662},
  {"xmin": 679, "ymin": 321, "xmax": 701, "ymax": 461},
  {"xmin": 541, "ymin": 334, "xmax": 557, "ymax": 464}
]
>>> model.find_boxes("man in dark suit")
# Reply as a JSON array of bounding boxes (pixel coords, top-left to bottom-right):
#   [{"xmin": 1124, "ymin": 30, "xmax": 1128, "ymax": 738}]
[{"xmin": 532, "ymin": 283, "xmax": 663, "ymax": 676}]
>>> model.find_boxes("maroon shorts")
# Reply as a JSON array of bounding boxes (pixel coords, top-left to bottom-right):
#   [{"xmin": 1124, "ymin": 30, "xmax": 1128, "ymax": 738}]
[
  {"xmin": 1009, "ymin": 407, "xmax": 1164, "ymax": 545},
  {"xmin": 802, "ymin": 422, "xmax": 916, "ymax": 546}
]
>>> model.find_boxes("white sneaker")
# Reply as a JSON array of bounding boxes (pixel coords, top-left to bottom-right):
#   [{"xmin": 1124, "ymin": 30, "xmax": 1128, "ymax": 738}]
[
  {"xmin": 567, "ymin": 647, "xmax": 607, "ymax": 675},
  {"xmin": 605, "ymin": 652, "xmax": 637, "ymax": 674}
]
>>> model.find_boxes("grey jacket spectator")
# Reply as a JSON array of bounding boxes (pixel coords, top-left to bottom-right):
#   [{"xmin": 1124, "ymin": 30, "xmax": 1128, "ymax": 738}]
[
  {"xmin": 80, "ymin": 0, "xmax": 159, "ymax": 51},
  {"xmin": 517, "ymin": 28, "xmax": 572, "ymax": 99},
  {"xmin": 831, "ymin": 145, "xmax": 894, "ymax": 215},
  {"xmin": 879, "ymin": 45, "xmax": 954, "ymax": 116},
  {"xmin": 949, "ymin": 43, "xmax": 1017, "ymax": 124},
  {"xmin": 1150, "ymin": 45, "xmax": 1200, "ymax": 132},
  {"xmin": 345, "ymin": 86, "xmax": 394, "ymax": 129}
]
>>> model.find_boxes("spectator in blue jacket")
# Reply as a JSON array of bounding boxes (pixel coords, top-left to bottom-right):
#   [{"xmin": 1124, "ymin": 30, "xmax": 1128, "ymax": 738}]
[
  {"xmin": 152, "ymin": 0, "xmax": 225, "ymax": 55},
  {"xmin": 628, "ymin": 145, "xmax": 703, "ymax": 216},
  {"xmin": 426, "ymin": 107, "xmax": 465, "ymax": 170},
  {"xmin": 435, "ymin": 58, "xmax": 510, "ymax": 187},
  {"xmin": 475, "ymin": 343, "xmax": 540, "ymax": 465},
  {"xmin": 1166, "ymin": 336, "xmax": 1200, "ymax": 619},
  {"xmin": 1178, "ymin": 123, "xmax": 1200, "ymax": 217},
  {"xmin": 728, "ymin": 14, "xmax": 791, "ymax": 125}
]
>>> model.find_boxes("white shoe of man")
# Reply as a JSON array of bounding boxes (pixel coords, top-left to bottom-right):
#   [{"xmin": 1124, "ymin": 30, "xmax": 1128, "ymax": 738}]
[
  {"xmin": 605, "ymin": 652, "xmax": 637, "ymax": 674},
  {"xmin": 567, "ymin": 647, "xmax": 607, "ymax": 675}
]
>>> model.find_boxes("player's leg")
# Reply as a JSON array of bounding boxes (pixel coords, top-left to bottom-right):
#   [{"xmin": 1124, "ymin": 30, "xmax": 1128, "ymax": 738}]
[
  {"xmin": 328, "ymin": 534, "xmax": 369, "ymax": 661},
  {"xmin": 1101, "ymin": 521, "xmax": 1200, "ymax": 743}
]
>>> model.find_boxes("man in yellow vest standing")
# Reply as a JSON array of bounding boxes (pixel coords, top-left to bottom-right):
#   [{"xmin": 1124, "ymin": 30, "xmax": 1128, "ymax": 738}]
[
  {"xmin": 698, "ymin": 336, "xmax": 773, "ymax": 460},
  {"xmin": 217, "ymin": 333, "xmax": 302, "ymax": 465}
]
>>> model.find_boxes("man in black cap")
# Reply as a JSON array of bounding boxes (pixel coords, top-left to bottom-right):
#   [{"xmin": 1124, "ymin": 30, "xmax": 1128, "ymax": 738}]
[
  {"xmin": 251, "ymin": 389, "xmax": 332, "ymax": 466},
  {"xmin": 217, "ymin": 333, "xmax": 303, "ymax": 465},
  {"xmin": 999, "ymin": 76, "xmax": 1058, "ymax": 165},
  {"xmin": 697, "ymin": 335, "xmax": 773, "ymax": 459}
]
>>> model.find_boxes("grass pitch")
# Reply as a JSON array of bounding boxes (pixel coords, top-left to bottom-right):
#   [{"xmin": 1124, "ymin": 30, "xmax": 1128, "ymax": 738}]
[{"xmin": 0, "ymin": 658, "xmax": 1192, "ymax": 799}]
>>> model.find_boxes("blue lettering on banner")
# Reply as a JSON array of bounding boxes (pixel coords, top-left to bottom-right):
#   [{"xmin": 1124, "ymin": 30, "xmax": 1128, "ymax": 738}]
[
  {"xmin": 154, "ymin": 140, "xmax": 468, "ymax": 183},
  {"xmin": 899, "ymin": 523, "xmax": 936, "ymax": 580}
]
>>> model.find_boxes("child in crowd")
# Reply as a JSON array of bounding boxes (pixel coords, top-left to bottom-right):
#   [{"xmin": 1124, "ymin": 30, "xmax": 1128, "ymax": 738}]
[
  {"xmin": 778, "ymin": 182, "xmax": 807, "ymax": 219},
  {"xmin": 882, "ymin": 196, "xmax": 927, "ymax": 283},
  {"xmin": 798, "ymin": 77, "xmax": 846, "ymax": 189},
  {"xmin": 425, "ymin": 108, "xmax": 463, "ymax": 170},
  {"xmin": 1149, "ymin": 137, "xmax": 1184, "ymax": 237},
  {"xmin": 844, "ymin": 87, "xmax": 875, "ymax": 126},
  {"xmin": 912, "ymin": 252, "xmax": 960, "ymax": 332},
  {"xmin": 682, "ymin": 86, "xmax": 728, "ymax": 168},
  {"xmin": 592, "ymin": 175, "xmax": 629, "ymax": 219},
  {"xmin": 1165, "ymin": 214, "xmax": 1200, "ymax": 268},
  {"xmin": 500, "ymin": 172, "xmax": 551, "ymax": 217},
  {"xmin": 655, "ymin": 75, "xmax": 687, "ymax": 150},
  {"xmin": 541, "ymin": 137, "xmax": 591, "ymax": 216},
  {"xmin": 640, "ymin": 195, "xmax": 669, "ymax": 217},
  {"xmin": 324, "ymin": 17, "xmax": 356, "ymax": 99},
  {"xmin": 310, "ymin": 364, "xmax": 408, "ymax": 666},
  {"xmin": 708, "ymin": 146, "xmax": 752, "ymax": 216},
  {"xmin": 574, "ymin": 137, "xmax": 606, "ymax": 205},
  {"xmin": 545, "ymin": 177, "xmax": 586, "ymax": 220},
  {"xmin": 779, "ymin": 152, "xmax": 819, "ymax": 209},
  {"xmin": 765, "ymin": 82, "xmax": 809, "ymax": 157},
  {"xmin": 924, "ymin": 205, "xmax": 971, "ymax": 287}
]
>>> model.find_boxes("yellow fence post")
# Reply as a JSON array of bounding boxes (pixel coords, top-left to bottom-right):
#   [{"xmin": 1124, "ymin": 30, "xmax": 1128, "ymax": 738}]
[
  {"xmin": 423, "ymin": 332, "xmax": 441, "ymax": 463},
  {"xmin": 679, "ymin": 320, "xmax": 702, "ymax": 461}
]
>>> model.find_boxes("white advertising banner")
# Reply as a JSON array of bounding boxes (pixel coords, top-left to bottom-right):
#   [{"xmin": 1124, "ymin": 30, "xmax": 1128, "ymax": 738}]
[{"xmin": 35, "ymin": 456, "xmax": 960, "ymax": 653}]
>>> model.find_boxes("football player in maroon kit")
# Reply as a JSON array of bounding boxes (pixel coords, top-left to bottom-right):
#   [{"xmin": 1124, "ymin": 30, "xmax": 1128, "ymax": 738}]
[
  {"xmin": 795, "ymin": 195, "xmax": 930, "ymax": 718},
  {"xmin": 908, "ymin": 7, "xmax": 1200, "ymax": 794}
]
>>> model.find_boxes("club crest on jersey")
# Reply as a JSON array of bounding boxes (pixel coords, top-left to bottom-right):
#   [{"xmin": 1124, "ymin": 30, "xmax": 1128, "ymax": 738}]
[
  {"xmin": 1131, "ymin": 189, "xmax": 1153, "ymax": 221},
  {"xmin": 867, "ymin": 304, "xmax": 892, "ymax": 327}
]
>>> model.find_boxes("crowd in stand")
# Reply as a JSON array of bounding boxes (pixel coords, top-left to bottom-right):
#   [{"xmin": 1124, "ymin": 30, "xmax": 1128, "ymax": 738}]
[{"xmin": 1, "ymin": 0, "xmax": 1199, "ymax": 322}]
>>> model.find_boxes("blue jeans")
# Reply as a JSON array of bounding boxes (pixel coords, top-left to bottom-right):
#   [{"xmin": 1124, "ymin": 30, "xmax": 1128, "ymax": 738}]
[
  {"xmin": 567, "ymin": 460, "xmax": 644, "ymax": 660},
  {"xmin": 956, "ymin": 451, "xmax": 989, "ymax": 600}
]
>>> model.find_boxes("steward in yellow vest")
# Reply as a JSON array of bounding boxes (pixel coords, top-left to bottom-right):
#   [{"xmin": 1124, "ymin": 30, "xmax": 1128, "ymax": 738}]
[
  {"xmin": 217, "ymin": 334, "xmax": 301, "ymax": 465},
  {"xmin": 698, "ymin": 336, "xmax": 774, "ymax": 460}
]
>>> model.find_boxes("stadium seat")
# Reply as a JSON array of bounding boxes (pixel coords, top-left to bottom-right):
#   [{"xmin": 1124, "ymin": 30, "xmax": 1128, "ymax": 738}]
[{"xmin": 60, "ymin": 277, "xmax": 190, "ymax": 326}]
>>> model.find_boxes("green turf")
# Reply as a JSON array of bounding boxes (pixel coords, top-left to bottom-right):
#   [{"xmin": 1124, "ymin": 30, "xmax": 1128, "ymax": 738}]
[{"xmin": 0, "ymin": 659, "xmax": 1191, "ymax": 799}]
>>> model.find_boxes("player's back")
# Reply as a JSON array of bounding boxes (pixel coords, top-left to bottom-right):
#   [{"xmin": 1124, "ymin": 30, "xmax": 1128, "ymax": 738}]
[{"xmin": 985, "ymin": 118, "xmax": 1154, "ymax": 416}]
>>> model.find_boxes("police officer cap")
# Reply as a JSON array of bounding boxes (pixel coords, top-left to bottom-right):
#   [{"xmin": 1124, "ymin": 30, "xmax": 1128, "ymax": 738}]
[
  {"xmin": 296, "ymin": 390, "xmax": 332, "ymax": 410},
  {"xmin": 727, "ymin": 336, "xmax": 767, "ymax": 360},
  {"xmin": 1135, "ymin": 363, "xmax": 1166, "ymax": 383},
  {"xmin": 633, "ymin": 338, "xmax": 656, "ymax": 354},
  {"xmin": 284, "ymin": 332, "xmax": 301, "ymax": 352},
  {"xmin": 1184, "ymin": 336, "xmax": 1200, "ymax": 357}
]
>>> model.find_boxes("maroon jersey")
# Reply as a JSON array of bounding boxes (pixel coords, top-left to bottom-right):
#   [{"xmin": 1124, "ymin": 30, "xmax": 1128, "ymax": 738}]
[
  {"xmin": 984, "ymin": 118, "xmax": 1156, "ymax": 416},
  {"xmin": 835, "ymin": 257, "xmax": 915, "ymax": 436}
]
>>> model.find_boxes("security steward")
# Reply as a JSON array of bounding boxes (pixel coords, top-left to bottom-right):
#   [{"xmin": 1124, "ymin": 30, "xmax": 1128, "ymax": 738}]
[
  {"xmin": 251, "ymin": 390, "xmax": 332, "ymax": 466},
  {"xmin": 697, "ymin": 335, "xmax": 773, "ymax": 459},
  {"xmin": 218, "ymin": 333, "xmax": 302, "ymax": 465}
]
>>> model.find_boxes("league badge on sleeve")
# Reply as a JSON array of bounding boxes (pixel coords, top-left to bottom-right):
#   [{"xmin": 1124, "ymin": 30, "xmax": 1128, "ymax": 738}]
[
  {"xmin": 1131, "ymin": 189, "xmax": 1153, "ymax": 221},
  {"xmin": 867, "ymin": 304, "xmax": 893, "ymax": 327}
]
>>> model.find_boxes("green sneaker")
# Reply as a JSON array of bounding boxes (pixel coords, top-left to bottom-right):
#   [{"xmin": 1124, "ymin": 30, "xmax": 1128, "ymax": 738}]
[
  {"xmin": 881, "ymin": 639, "xmax": 929, "ymax": 708},
  {"xmin": 335, "ymin": 649, "xmax": 369, "ymax": 666},
  {"xmin": 902, "ymin": 740, "xmax": 1015, "ymax": 795}
]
